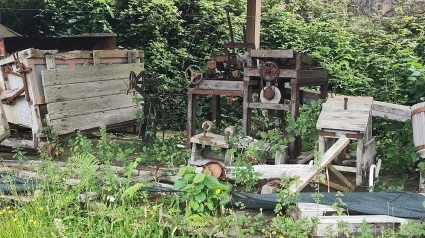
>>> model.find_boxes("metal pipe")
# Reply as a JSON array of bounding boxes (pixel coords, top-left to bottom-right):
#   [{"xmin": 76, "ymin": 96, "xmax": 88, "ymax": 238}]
[{"xmin": 369, "ymin": 164, "xmax": 377, "ymax": 191}]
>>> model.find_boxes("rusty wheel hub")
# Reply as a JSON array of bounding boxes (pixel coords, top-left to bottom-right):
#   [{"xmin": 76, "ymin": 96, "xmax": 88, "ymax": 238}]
[{"xmin": 263, "ymin": 87, "xmax": 276, "ymax": 100}]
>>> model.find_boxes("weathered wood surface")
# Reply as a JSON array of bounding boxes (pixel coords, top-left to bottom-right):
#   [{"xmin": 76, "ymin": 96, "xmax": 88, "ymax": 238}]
[
  {"xmin": 314, "ymin": 215, "xmax": 412, "ymax": 237},
  {"xmin": 412, "ymin": 102, "xmax": 425, "ymax": 150},
  {"xmin": 0, "ymin": 100, "xmax": 10, "ymax": 143},
  {"xmin": 372, "ymin": 100, "xmax": 411, "ymax": 122},
  {"xmin": 289, "ymin": 136, "xmax": 350, "ymax": 193},
  {"xmin": 41, "ymin": 64, "xmax": 143, "ymax": 86},
  {"xmin": 42, "ymin": 63, "xmax": 141, "ymax": 135},
  {"xmin": 47, "ymin": 94, "xmax": 137, "ymax": 120},
  {"xmin": 195, "ymin": 164, "xmax": 312, "ymax": 180},
  {"xmin": 292, "ymin": 203, "xmax": 338, "ymax": 220},
  {"xmin": 248, "ymin": 102, "xmax": 289, "ymax": 110},
  {"xmin": 195, "ymin": 80, "xmax": 244, "ymax": 91},
  {"xmin": 288, "ymin": 87, "xmax": 411, "ymax": 122},
  {"xmin": 250, "ymin": 49, "xmax": 294, "ymax": 58},
  {"xmin": 48, "ymin": 106, "xmax": 138, "ymax": 135},
  {"xmin": 317, "ymin": 96, "xmax": 373, "ymax": 133},
  {"xmin": 327, "ymin": 164, "xmax": 355, "ymax": 190},
  {"xmin": 244, "ymin": 68, "xmax": 297, "ymax": 78},
  {"xmin": 44, "ymin": 80, "xmax": 128, "ymax": 103}
]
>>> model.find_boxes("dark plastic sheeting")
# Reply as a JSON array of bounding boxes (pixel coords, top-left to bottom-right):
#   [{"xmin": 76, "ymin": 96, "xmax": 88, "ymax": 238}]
[{"xmin": 231, "ymin": 191, "xmax": 425, "ymax": 219}]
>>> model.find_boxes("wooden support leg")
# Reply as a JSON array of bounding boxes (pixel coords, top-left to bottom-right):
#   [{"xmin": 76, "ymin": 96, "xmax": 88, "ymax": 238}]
[
  {"xmin": 212, "ymin": 95, "xmax": 221, "ymax": 129},
  {"xmin": 318, "ymin": 135, "xmax": 326, "ymax": 157},
  {"xmin": 289, "ymin": 78, "xmax": 300, "ymax": 160},
  {"xmin": 356, "ymin": 138, "xmax": 364, "ymax": 186},
  {"xmin": 186, "ymin": 93, "xmax": 197, "ymax": 148},
  {"xmin": 242, "ymin": 80, "xmax": 252, "ymax": 135},
  {"xmin": 320, "ymin": 83, "xmax": 328, "ymax": 99}
]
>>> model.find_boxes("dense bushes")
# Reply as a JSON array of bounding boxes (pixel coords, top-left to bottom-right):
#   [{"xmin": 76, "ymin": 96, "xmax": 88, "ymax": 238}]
[{"xmin": 1, "ymin": 0, "xmax": 424, "ymax": 171}]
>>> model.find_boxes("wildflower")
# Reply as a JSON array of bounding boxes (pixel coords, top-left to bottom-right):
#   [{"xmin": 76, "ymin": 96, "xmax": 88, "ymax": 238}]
[
  {"xmin": 163, "ymin": 85, "xmax": 169, "ymax": 91},
  {"xmin": 8, "ymin": 210, "xmax": 12, "ymax": 214},
  {"xmin": 215, "ymin": 188, "xmax": 221, "ymax": 195},
  {"xmin": 280, "ymin": 236, "xmax": 284, "ymax": 238},
  {"xmin": 33, "ymin": 221, "xmax": 37, "ymax": 225},
  {"xmin": 39, "ymin": 207, "xmax": 44, "ymax": 211},
  {"xmin": 13, "ymin": 218, "xmax": 17, "ymax": 222},
  {"xmin": 29, "ymin": 219, "xmax": 33, "ymax": 223},
  {"xmin": 18, "ymin": 224, "xmax": 21, "ymax": 228},
  {"xmin": 272, "ymin": 231, "xmax": 277, "ymax": 235},
  {"xmin": 31, "ymin": 198, "xmax": 35, "ymax": 203}
]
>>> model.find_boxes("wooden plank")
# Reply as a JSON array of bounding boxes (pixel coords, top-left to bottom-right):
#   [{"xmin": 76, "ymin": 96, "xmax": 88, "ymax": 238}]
[
  {"xmin": 327, "ymin": 164, "xmax": 355, "ymax": 190},
  {"xmin": 293, "ymin": 203, "xmax": 338, "ymax": 220},
  {"xmin": 195, "ymin": 164, "xmax": 312, "ymax": 180},
  {"xmin": 49, "ymin": 106, "xmax": 138, "ymax": 135},
  {"xmin": 248, "ymin": 102, "xmax": 289, "ymax": 111},
  {"xmin": 317, "ymin": 179, "xmax": 350, "ymax": 192},
  {"xmin": 244, "ymin": 68, "xmax": 297, "ymax": 78},
  {"xmin": 44, "ymin": 80, "xmax": 128, "ymax": 103},
  {"xmin": 250, "ymin": 49, "xmax": 294, "ymax": 58},
  {"xmin": 356, "ymin": 138, "xmax": 364, "ymax": 186},
  {"xmin": 41, "ymin": 64, "xmax": 143, "ymax": 86},
  {"xmin": 289, "ymin": 136, "xmax": 350, "ymax": 193},
  {"xmin": 316, "ymin": 111, "xmax": 370, "ymax": 132},
  {"xmin": 333, "ymin": 165, "xmax": 357, "ymax": 173},
  {"xmin": 45, "ymin": 55, "xmax": 56, "ymax": 69},
  {"xmin": 188, "ymin": 88, "xmax": 243, "ymax": 97},
  {"xmin": 372, "ymin": 100, "xmax": 411, "ymax": 122},
  {"xmin": 93, "ymin": 51, "xmax": 100, "ymax": 66},
  {"xmin": 314, "ymin": 215, "xmax": 412, "ymax": 237},
  {"xmin": 47, "ymin": 94, "xmax": 136, "ymax": 120},
  {"xmin": 195, "ymin": 80, "xmax": 244, "ymax": 91}
]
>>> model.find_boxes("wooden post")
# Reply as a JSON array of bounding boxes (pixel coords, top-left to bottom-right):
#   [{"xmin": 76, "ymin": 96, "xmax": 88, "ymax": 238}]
[
  {"xmin": 356, "ymin": 138, "xmax": 364, "ymax": 186},
  {"xmin": 186, "ymin": 93, "xmax": 197, "ymax": 148},
  {"xmin": 212, "ymin": 95, "xmax": 221, "ymax": 129},
  {"xmin": 246, "ymin": 0, "xmax": 261, "ymax": 49},
  {"xmin": 242, "ymin": 79, "xmax": 251, "ymax": 135}
]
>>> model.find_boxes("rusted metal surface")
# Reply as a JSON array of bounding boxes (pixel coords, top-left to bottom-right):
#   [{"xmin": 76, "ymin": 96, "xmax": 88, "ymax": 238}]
[
  {"xmin": 411, "ymin": 106, "xmax": 425, "ymax": 116},
  {"xmin": 260, "ymin": 61, "xmax": 279, "ymax": 82},
  {"xmin": 2, "ymin": 52, "xmax": 32, "ymax": 105}
]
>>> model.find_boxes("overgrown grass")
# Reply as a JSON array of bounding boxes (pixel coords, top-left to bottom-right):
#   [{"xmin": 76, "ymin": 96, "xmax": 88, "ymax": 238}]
[{"xmin": 1, "ymin": 126, "xmax": 424, "ymax": 237}]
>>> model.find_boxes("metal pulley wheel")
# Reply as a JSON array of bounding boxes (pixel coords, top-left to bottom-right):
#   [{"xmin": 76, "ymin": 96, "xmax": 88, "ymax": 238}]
[
  {"xmin": 260, "ymin": 86, "xmax": 281, "ymax": 104},
  {"xmin": 260, "ymin": 61, "xmax": 279, "ymax": 82},
  {"xmin": 185, "ymin": 65, "xmax": 203, "ymax": 85}
]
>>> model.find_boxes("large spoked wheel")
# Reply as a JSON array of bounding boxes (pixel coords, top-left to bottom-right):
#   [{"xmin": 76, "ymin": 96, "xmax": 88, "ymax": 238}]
[
  {"xmin": 260, "ymin": 61, "xmax": 279, "ymax": 82},
  {"xmin": 138, "ymin": 102, "xmax": 157, "ymax": 143},
  {"xmin": 185, "ymin": 65, "xmax": 204, "ymax": 85}
]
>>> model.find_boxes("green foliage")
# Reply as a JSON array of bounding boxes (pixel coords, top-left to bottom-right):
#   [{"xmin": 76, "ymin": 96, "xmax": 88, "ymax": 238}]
[
  {"xmin": 173, "ymin": 166, "xmax": 231, "ymax": 216},
  {"xmin": 136, "ymin": 133, "xmax": 189, "ymax": 168},
  {"xmin": 286, "ymin": 99, "xmax": 324, "ymax": 151}
]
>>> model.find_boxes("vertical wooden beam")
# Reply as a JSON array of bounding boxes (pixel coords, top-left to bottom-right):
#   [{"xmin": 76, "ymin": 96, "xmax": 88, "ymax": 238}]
[
  {"xmin": 186, "ymin": 93, "xmax": 197, "ymax": 148},
  {"xmin": 320, "ymin": 83, "xmax": 328, "ymax": 99},
  {"xmin": 289, "ymin": 53, "xmax": 302, "ymax": 159},
  {"xmin": 242, "ymin": 78, "xmax": 252, "ymax": 135},
  {"xmin": 356, "ymin": 138, "xmax": 364, "ymax": 186},
  {"xmin": 246, "ymin": 0, "xmax": 261, "ymax": 49},
  {"xmin": 212, "ymin": 95, "xmax": 221, "ymax": 129}
]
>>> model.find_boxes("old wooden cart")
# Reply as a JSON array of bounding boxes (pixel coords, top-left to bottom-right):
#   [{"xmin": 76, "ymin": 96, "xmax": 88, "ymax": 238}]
[{"xmin": 0, "ymin": 48, "xmax": 144, "ymax": 149}]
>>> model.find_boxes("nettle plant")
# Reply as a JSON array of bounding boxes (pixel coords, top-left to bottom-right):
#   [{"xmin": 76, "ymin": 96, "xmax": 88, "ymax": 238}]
[{"xmin": 173, "ymin": 166, "xmax": 232, "ymax": 216}]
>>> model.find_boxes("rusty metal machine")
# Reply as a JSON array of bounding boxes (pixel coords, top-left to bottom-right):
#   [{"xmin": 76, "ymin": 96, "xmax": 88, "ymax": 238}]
[{"xmin": 185, "ymin": 11, "xmax": 254, "ymax": 85}]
